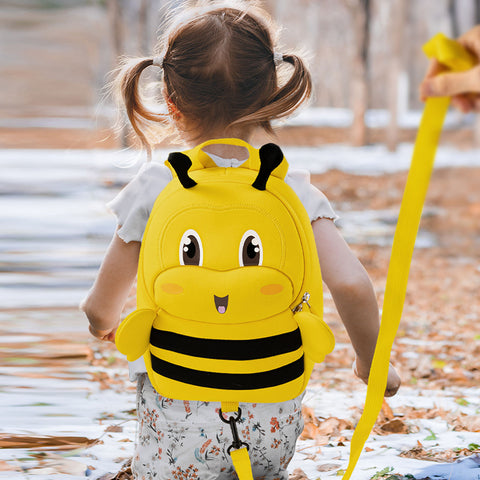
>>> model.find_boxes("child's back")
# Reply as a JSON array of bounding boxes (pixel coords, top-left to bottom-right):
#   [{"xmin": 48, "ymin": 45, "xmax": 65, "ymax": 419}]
[{"xmin": 82, "ymin": 2, "xmax": 400, "ymax": 478}]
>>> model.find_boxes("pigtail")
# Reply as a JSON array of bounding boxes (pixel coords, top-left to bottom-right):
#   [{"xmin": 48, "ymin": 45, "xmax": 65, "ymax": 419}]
[
  {"xmin": 229, "ymin": 53, "xmax": 312, "ymax": 134},
  {"xmin": 113, "ymin": 57, "xmax": 169, "ymax": 159},
  {"xmin": 272, "ymin": 53, "xmax": 312, "ymax": 118}
]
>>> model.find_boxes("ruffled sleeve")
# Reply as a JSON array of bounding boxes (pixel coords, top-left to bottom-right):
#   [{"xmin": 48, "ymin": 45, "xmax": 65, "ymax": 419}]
[
  {"xmin": 285, "ymin": 169, "xmax": 338, "ymax": 222},
  {"xmin": 107, "ymin": 162, "xmax": 173, "ymax": 243}
]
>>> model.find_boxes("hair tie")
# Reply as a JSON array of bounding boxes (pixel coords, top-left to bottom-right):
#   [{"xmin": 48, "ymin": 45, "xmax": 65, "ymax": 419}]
[
  {"xmin": 152, "ymin": 56, "xmax": 164, "ymax": 68},
  {"xmin": 273, "ymin": 52, "xmax": 283, "ymax": 67}
]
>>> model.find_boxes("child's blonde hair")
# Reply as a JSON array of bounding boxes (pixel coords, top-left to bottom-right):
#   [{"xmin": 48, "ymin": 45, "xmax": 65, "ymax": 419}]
[{"xmin": 115, "ymin": 1, "xmax": 312, "ymax": 153}]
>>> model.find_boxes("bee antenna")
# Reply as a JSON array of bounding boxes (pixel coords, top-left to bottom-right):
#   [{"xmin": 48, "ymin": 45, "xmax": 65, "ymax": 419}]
[
  {"xmin": 167, "ymin": 152, "xmax": 197, "ymax": 189},
  {"xmin": 252, "ymin": 143, "xmax": 284, "ymax": 191}
]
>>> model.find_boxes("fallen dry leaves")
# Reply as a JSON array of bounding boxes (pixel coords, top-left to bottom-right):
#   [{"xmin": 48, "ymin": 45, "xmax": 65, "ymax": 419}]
[
  {"xmin": 400, "ymin": 440, "xmax": 480, "ymax": 463},
  {"xmin": 300, "ymin": 405, "xmax": 353, "ymax": 445},
  {"xmin": 98, "ymin": 459, "xmax": 133, "ymax": 480},
  {"xmin": 0, "ymin": 434, "xmax": 99, "ymax": 451},
  {"xmin": 317, "ymin": 462, "xmax": 342, "ymax": 472},
  {"xmin": 376, "ymin": 418, "xmax": 409, "ymax": 435},
  {"xmin": 289, "ymin": 468, "xmax": 310, "ymax": 480},
  {"xmin": 300, "ymin": 399, "xmax": 420, "ymax": 445},
  {"xmin": 0, "ymin": 460, "xmax": 21, "ymax": 472},
  {"xmin": 452, "ymin": 414, "xmax": 480, "ymax": 432},
  {"xmin": 28, "ymin": 452, "xmax": 90, "ymax": 475}
]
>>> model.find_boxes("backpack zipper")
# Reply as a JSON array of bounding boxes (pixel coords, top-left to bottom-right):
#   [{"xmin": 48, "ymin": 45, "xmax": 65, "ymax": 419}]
[{"xmin": 292, "ymin": 292, "xmax": 311, "ymax": 313}]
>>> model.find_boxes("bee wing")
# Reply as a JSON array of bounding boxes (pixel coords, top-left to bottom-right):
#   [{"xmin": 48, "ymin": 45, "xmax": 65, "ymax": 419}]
[
  {"xmin": 115, "ymin": 308, "xmax": 156, "ymax": 361},
  {"xmin": 295, "ymin": 311, "xmax": 335, "ymax": 363}
]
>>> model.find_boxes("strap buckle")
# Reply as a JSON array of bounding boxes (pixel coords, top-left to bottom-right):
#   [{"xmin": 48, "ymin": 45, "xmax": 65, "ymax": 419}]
[{"xmin": 218, "ymin": 408, "xmax": 249, "ymax": 455}]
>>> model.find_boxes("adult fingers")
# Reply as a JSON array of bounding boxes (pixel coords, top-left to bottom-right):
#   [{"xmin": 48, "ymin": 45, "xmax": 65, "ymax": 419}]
[
  {"xmin": 451, "ymin": 95, "xmax": 475, "ymax": 113},
  {"xmin": 458, "ymin": 25, "xmax": 480, "ymax": 58},
  {"xmin": 424, "ymin": 58, "xmax": 446, "ymax": 80},
  {"xmin": 420, "ymin": 65, "xmax": 480, "ymax": 99},
  {"xmin": 420, "ymin": 59, "xmax": 447, "ymax": 101}
]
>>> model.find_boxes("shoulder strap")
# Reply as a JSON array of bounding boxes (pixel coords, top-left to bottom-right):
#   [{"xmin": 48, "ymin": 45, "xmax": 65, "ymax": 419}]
[{"xmin": 342, "ymin": 34, "xmax": 476, "ymax": 480}]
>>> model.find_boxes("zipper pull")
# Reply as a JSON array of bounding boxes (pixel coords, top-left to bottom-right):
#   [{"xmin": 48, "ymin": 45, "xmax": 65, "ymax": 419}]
[{"xmin": 292, "ymin": 292, "xmax": 311, "ymax": 313}]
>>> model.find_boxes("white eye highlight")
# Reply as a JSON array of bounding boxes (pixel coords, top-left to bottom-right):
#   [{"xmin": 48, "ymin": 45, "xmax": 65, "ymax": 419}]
[
  {"xmin": 239, "ymin": 230, "xmax": 263, "ymax": 266},
  {"xmin": 179, "ymin": 229, "xmax": 203, "ymax": 266}
]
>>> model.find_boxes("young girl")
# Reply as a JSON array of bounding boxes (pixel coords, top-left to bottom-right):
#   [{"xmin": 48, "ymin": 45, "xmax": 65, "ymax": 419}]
[{"xmin": 82, "ymin": 2, "xmax": 400, "ymax": 478}]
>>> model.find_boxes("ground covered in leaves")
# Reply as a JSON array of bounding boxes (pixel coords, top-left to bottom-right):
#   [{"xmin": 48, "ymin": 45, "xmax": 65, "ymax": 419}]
[{"xmin": 1, "ymin": 157, "xmax": 479, "ymax": 478}]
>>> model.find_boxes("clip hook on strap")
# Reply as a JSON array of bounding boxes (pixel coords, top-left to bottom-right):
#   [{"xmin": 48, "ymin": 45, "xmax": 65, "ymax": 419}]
[
  {"xmin": 218, "ymin": 408, "xmax": 249, "ymax": 454},
  {"xmin": 219, "ymin": 403, "xmax": 253, "ymax": 479}
]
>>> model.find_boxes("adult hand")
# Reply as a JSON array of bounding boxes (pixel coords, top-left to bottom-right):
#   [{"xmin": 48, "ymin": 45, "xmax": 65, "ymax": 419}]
[{"xmin": 419, "ymin": 25, "xmax": 480, "ymax": 112}]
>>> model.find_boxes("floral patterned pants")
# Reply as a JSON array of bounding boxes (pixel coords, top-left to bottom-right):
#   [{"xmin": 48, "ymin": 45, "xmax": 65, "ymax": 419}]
[{"xmin": 132, "ymin": 374, "xmax": 304, "ymax": 480}]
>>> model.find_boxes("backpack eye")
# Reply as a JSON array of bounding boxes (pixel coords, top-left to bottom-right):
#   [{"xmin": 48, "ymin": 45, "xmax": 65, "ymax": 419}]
[
  {"xmin": 180, "ymin": 230, "xmax": 203, "ymax": 266},
  {"xmin": 239, "ymin": 230, "xmax": 262, "ymax": 266}
]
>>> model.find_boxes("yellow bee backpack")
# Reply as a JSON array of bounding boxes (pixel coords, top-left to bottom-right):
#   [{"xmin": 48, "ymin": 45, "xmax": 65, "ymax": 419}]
[{"xmin": 116, "ymin": 138, "xmax": 335, "ymax": 478}]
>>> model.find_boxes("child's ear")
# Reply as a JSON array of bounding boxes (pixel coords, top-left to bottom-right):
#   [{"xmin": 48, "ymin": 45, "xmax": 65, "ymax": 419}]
[
  {"xmin": 162, "ymin": 85, "xmax": 182, "ymax": 121},
  {"xmin": 166, "ymin": 97, "xmax": 181, "ymax": 120}
]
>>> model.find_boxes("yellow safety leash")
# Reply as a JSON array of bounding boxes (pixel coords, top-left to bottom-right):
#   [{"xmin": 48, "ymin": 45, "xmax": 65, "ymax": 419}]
[
  {"xmin": 341, "ymin": 34, "xmax": 476, "ymax": 480},
  {"xmin": 230, "ymin": 448, "xmax": 254, "ymax": 480}
]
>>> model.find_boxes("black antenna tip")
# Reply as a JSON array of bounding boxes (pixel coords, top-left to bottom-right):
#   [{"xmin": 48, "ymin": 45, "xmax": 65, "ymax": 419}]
[
  {"xmin": 252, "ymin": 143, "xmax": 284, "ymax": 190},
  {"xmin": 167, "ymin": 152, "xmax": 197, "ymax": 189}
]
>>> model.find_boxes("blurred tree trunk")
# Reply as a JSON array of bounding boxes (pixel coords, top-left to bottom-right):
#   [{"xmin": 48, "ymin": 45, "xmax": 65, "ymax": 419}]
[
  {"xmin": 386, "ymin": 0, "xmax": 407, "ymax": 152},
  {"xmin": 345, "ymin": 0, "xmax": 371, "ymax": 146},
  {"xmin": 448, "ymin": 0, "xmax": 460, "ymax": 38},
  {"xmin": 108, "ymin": 0, "xmax": 124, "ymax": 65},
  {"xmin": 475, "ymin": 0, "xmax": 480, "ymax": 23},
  {"xmin": 139, "ymin": 0, "xmax": 150, "ymax": 55},
  {"xmin": 107, "ymin": 0, "xmax": 128, "ymax": 148}
]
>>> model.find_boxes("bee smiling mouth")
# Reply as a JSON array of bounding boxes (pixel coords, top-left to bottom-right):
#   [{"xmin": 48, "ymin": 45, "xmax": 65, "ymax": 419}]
[{"xmin": 214, "ymin": 295, "xmax": 229, "ymax": 314}]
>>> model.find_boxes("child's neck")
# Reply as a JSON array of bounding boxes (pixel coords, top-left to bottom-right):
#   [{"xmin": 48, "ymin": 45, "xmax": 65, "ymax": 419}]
[
  {"xmin": 202, "ymin": 143, "xmax": 249, "ymax": 160},
  {"xmin": 191, "ymin": 131, "xmax": 252, "ymax": 160}
]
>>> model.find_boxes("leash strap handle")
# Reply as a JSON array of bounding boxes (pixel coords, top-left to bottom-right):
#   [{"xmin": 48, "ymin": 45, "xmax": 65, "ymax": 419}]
[
  {"xmin": 341, "ymin": 34, "xmax": 475, "ymax": 480},
  {"xmin": 230, "ymin": 448, "xmax": 254, "ymax": 480},
  {"xmin": 423, "ymin": 32, "xmax": 476, "ymax": 71}
]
